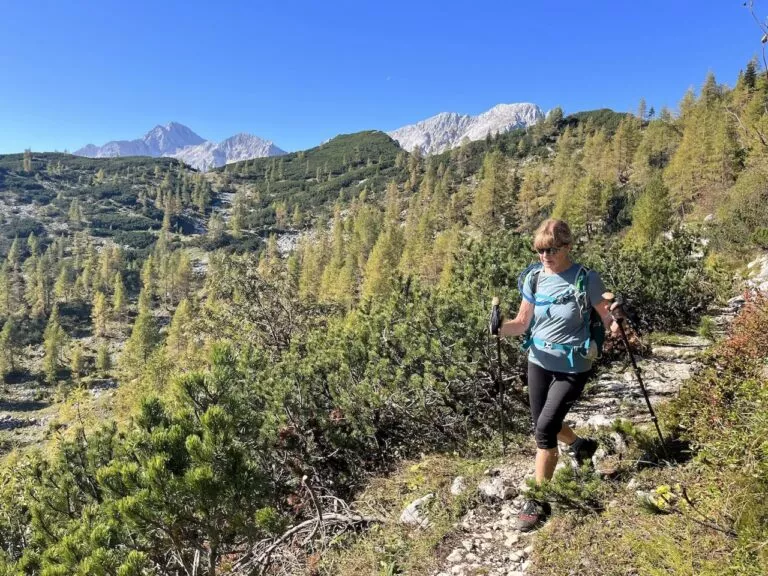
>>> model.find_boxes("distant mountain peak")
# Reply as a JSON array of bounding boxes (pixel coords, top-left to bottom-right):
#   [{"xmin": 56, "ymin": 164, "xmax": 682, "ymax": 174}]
[
  {"xmin": 387, "ymin": 102, "xmax": 544, "ymax": 155},
  {"xmin": 74, "ymin": 123, "xmax": 285, "ymax": 170}
]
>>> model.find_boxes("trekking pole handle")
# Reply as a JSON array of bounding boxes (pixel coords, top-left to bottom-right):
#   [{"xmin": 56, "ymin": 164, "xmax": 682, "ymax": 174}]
[
  {"xmin": 490, "ymin": 297, "xmax": 502, "ymax": 336},
  {"xmin": 602, "ymin": 292, "xmax": 626, "ymax": 330}
]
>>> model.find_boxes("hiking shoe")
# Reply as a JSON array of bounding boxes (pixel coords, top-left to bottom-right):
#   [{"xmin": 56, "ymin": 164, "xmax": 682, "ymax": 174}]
[
  {"xmin": 567, "ymin": 437, "xmax": 598, "ymax": 468},
  {"xmin": 515, "ymin": 499, "xmax": 551, "ymax": 532}
]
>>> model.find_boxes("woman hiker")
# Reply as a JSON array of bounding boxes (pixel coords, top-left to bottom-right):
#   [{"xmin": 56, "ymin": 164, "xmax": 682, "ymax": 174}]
[{"xmin": 493, "ymin": 219, "xmax": 621, "ymax": 532}]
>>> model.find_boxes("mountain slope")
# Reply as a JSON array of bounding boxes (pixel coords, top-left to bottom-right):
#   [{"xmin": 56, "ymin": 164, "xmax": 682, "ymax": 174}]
[{"xmin": 388, "ymin": 102, "xmax": 544, "ymax": 155}]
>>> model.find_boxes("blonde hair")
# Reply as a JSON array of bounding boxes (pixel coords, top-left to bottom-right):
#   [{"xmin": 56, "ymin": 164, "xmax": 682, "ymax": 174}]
[{"xmin": 533, "ymin": 219, "xmax": 573, "ymax": 250}]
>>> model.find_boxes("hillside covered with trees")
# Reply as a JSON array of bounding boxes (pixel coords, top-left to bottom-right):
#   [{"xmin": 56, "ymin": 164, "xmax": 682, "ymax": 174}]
[{"xmin": 0, "ymin": 60, "xmax": 766, "ymax": 574}]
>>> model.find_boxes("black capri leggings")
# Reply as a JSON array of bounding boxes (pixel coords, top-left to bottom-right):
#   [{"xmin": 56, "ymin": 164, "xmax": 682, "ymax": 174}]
[{"xmin": 528, "ymin": 362, "xmax": 591, "ymax": 449}]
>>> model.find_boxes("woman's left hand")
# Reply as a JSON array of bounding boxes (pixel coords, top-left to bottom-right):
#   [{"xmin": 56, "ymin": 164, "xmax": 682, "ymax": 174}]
[{"xmin": 609, "ymin": 301, "xmax": 624, "ymax": 338}]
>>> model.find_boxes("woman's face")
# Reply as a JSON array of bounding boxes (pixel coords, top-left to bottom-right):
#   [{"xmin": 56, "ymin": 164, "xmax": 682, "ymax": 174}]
[{"xmin": 538, "ymin": 243, "xmax": 571, "ymax": 270}]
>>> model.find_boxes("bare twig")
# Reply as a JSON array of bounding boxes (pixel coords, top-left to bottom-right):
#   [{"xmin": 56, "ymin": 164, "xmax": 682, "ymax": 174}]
[
  {"xmin": 746, "ymin": 0, "xmax": 768, "ymax": 75},
  {"xmin": 301, "ymin": 475, "xmax": 323, "ymax": 546}
]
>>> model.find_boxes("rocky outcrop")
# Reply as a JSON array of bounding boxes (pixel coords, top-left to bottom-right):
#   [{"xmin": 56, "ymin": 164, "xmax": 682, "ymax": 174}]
[{"xmin": 388, "ymin": 103, "xmax": 543, "ymax": 155}]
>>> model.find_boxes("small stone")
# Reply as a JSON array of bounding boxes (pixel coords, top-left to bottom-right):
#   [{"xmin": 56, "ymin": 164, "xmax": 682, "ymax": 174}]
[
  {"xmin": 523, "ymin": 544, "xmax": 533, "ymax": 556},
  {"xmin": 451, "ymin": 564, "xmax": 466, "ymax": 575},
  {"xmin": 478, "ymin": 476, "xmax": 517, "ymax": 501},
  {"xmin": 447, "ymin": 549, "xmax": 464, "ymax": 563},
  {"xmin": 462, "ymin": 539, "xmax": 473, "ymax": 551},
  {"xmin": 451, "ymin": 476, "xmax": 467, "ymax": 496},
  {"xmin": 626, "ymin": 478, "xmax": 639, "ymax": 491},
  {"xmin": 521, "ymin": 560, "xmax": 531, "ymax": 571},
  {"xmin": 465, "ymin": 553, "xmax": 480, "ymax": 563},
  {"xmin": 509, "ymin": 551, "xmax": 522, "ymax": 562},
  {"xmin": 505, "ymin": 532, "xmax": 520, "ymax": 546}
]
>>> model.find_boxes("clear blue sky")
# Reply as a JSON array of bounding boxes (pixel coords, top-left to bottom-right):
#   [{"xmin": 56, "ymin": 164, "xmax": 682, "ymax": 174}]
[{"xmin": 0, "ymin": 0, "xmax": 761, "ymax": 154}]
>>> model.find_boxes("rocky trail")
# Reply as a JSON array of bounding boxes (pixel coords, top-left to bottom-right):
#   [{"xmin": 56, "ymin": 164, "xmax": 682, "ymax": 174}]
[{"xmin": 428, "ymin": 298, "xmax": 744, "ymax": 576}]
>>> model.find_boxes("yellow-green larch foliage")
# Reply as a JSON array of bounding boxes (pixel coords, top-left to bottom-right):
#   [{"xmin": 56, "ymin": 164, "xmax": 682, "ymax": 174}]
[
  {"xmin": 612, "ymin": 116, "xmax": 642, "ymax": 184},
  {"xmin": 664, "ymin": 73, "xmax": 739, "ymax": 215},
  {"xmin": 43, "ymin": 304, "xmax": 66, "ymax": 384},
  {"xmin": 624, "ymin": 174, "xmax": 672, "ymax": 249},
  {"xmin": 70, "ymin": 342, "xmax": 86, "ymax": 381},
  {"xmin": 113, "ymin": 272, "xmax": 126, "ymax": 317},
  {"xmin": 96, "ymin": 340, "xmax": 111, "ymax": 375},
  {"xmin": 516, "ymin": 166, "xmax": 553, "ymax": 233},
  {"xmin": 469, "ymin": 150, "xmax": 513, "ymax": 235},
  {"xmin": 0, "ymin": 318, "xmax": 15, "ymax": 378},
  {"xmin": 92, "ymin": 291, "xmax": 109, "ymax": 337}
]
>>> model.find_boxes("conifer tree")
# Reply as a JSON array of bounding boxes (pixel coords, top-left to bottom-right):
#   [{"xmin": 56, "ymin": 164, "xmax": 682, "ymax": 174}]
[
  {"xmin": 165, "ymin": 298, "xmax": 197, "ymax": 370},
  {"xmin": 92, "ymin": 291, "xmax": 109, "ymax": 337},
  {"xmin": 0, "ymin": 318, "xmax": 15, "ymax": 378},
  {"xmin": 70, "ymin": 342, "xmax": 85, "ymax": 381},
  {"xmin": 96, "ymin": 340, "xmax": 111, "ymax": 375},
  {"xmin": 625, "ymin": 174, "xmax": 673, "ymax": 248},
  {"xmin": 141, "ymin": 255, "xmax": 155, "ymax": 301},
  {"xmin": 0, "ymin": 264, "xmax": 9, "ymax": 317},
  {"xmin": 43, "ymin": 304, "xmax": 66, "ymax": 384},
  {"xmin": 54, "ymin": 262, "xmax": 72, "ymax": 303},
  {"xmin": 113, "ymin": 272, "xmax": 126, "ymax": 318},
  {"xmin": 23, "ymin": 149, "xmax": 32, "ymax": 172},
  {"xmin": 121, "ymin": 290, "xmax": 160, "ymax": 375}
]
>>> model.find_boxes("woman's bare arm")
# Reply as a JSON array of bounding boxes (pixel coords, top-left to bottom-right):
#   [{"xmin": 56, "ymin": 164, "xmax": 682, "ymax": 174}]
[{"xmin": 499, "ymin": 300, "xmax": 535, "ymax": 337}]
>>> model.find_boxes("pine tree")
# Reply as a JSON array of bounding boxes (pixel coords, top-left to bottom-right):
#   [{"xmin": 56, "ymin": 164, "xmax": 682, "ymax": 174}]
[{"xmin": 744, "ymin": 58, "xmax": 758, "ymax": 91}]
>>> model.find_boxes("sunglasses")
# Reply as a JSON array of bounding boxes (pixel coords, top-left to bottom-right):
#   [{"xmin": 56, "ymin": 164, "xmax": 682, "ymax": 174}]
[{"xmin": 535, "ymin": 246, "xmax": 562, "ymax": 256}]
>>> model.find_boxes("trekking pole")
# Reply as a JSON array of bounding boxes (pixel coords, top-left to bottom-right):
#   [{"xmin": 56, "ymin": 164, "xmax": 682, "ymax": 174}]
[
  {"xmin": 490, "ymin": 297, "xmax": 506, "ymax": 455},
  {"xmin": 603, "ymin": 292, "xmax": 669, "ymax": 459}
]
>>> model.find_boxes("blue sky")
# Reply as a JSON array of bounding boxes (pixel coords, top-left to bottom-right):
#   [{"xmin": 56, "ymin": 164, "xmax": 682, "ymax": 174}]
[{"xmin": 0, "ymin": 0, "xmax": 761, "ymax": 154}]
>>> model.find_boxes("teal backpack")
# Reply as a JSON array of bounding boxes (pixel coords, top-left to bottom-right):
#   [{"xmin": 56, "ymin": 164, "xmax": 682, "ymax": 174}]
[{"xmin": 518, "ymin": 263, "xmax": 606, "ymax": 367}]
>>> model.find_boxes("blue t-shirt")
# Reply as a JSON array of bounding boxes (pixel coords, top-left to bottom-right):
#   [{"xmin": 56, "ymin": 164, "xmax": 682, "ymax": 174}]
[{"xmin": 522, "ymin": 263, "xmax": 607, "ymax": 374}]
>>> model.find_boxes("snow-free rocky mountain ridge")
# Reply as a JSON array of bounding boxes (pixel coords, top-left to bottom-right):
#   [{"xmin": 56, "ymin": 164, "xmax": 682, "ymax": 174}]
[
  {"xmin": 75, "ymin": 122, "xmax": 286, "ymax": 171},
  {"xmin": 387, "ymin": 103, "xmax": 544, "ymax": 155}
]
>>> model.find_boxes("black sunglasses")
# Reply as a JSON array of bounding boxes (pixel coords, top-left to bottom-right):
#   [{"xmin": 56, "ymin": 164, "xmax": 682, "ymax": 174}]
[{"xmin": 535, "ymin": 246, "xmax": 562, "ymax": 256}]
